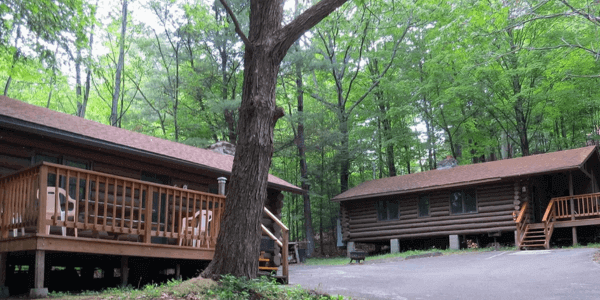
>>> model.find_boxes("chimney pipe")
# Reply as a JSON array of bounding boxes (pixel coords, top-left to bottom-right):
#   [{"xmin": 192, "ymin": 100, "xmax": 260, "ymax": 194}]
[{"xmin": 217, "ymin": 177, "xmax": 227, "ymax": 195}]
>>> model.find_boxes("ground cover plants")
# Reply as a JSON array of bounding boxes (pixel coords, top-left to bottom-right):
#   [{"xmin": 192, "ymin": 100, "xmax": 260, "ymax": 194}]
[{"xmin": 46, "ymin": 275, "xmax": 342, "ymax": 300}]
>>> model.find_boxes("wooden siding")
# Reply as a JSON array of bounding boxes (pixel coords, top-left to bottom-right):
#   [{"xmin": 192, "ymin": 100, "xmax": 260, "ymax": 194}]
[
  {"xmin": 342, "ymin": 181, "xmax": 517, "ymax": 242},
  {"xmin": 0, "ymin": 128, "xmax": 219, "ymax": 191}
]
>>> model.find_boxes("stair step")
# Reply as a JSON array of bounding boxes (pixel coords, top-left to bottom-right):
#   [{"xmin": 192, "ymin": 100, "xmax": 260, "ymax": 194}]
[
  {"xmin": 523, "ymin": 240, "xmax": 546, "ymax": 243},
  {"xmin": 258, "ymin": 266, "xmax": 279, "ymax": 271},
  {"xmin": 522, "ymin": 244, "xmax": 546, "ymax": 247},
  {"xmin": 259, "ymin": 258, "xmax": 269, "ymax": 262}
]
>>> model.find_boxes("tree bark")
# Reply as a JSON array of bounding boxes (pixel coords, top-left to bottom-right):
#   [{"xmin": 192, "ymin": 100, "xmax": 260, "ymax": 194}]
[
  {"xmin": 295, "ymin": 53, "xmax": 315, "ymax": 257},
  {"xmin": 201, "ymin": 0, "xmax": 348, "ymax": 279},
  {"xmin": 78, "ymin": 0, "xmax": 97, "ymax": 119},
  {"xmin": 111, "ymin": 0, "xmax": 128, "ymax": 127}
]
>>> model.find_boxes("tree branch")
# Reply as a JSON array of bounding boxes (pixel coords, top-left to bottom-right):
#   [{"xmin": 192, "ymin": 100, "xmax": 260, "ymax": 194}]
[
  {"xmin": 276, "ymin": 0, "xmax": 348, "ymax": 60},
  {"xmin": 217, "ymin": 0, "xmax": 252, "ymax": 49}
]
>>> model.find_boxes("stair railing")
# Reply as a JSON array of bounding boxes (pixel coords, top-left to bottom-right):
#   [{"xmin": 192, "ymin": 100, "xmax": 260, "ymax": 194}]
[
  {"xmin": 261, "ymin": 207, "xmax": 289, "ymax": 282},
  {"xmin": 514, "ymin": 202, "xmax": 529, "ymax": 248},
  {"xmin": 541, "ymin": 199, "xmax": 557, "ymax": 249}
]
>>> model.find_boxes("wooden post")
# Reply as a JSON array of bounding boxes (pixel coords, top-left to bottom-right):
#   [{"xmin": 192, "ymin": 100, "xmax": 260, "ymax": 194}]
[
  {"xmin": 121, "ymin": 256, "xmax": 129, "ymax": 287},
  {"xmin": 37, "ymin": 166, "xmax": 48, "ymax": 235},
  {"xmin": 0, "ymin": 252, "xmax": 6, "ymax": 287},
  {"xmin": 29, "ymin": 250, "xmax": 47, "ymax": 298},
  {"xmin": 0, "ymin": 252, "xmax": 7, "ymax": 298},
  {"xmin": 569, "ymin": 172, "xmax": 578, "ymax": 245},
  {"xmin": 144, "ymin": 186, "xmax": 153, "ymax": 244},
  {"xmin": 282, "ymin": 229, "xmax": 289, "ymax": 283},
  {"xmin": 175, "ymin": 263, "xmax": 181, "ymax": 280},
  {"xmin": 0, "ymin": 178, "xmax": 7, "ymax": 239}
]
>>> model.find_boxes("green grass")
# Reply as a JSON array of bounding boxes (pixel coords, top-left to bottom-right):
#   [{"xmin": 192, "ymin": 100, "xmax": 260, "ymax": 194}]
[
  {"xmin": 558, "ymin": 242, "xmax": 600, "ymax": 249},
  {"xmin": 305, "ymin": 246, "xmax": 517, "ymax": 266},
  {"xmin": 46, "ymin": 276, "xmax": 342, "ymax": 300},
  {"xmin": 305, "ymin": 242, "xmax": 600, "ymax": 267}
]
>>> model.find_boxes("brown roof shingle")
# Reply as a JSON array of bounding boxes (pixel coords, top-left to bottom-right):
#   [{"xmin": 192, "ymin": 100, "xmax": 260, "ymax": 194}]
[
  {"xmin": 333, "ymin": 146, "xmax": 597, "ymax": 201},
  {"xmin": 0, "ymin": 96, "xmax": 302, "ymax": 193}
]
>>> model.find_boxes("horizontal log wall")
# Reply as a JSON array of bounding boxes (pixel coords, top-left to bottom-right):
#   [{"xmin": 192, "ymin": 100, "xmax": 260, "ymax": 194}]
[
  {"xmin": 342, "ymin": 181, "xmax": 517, "ymax": 242},
  {"xmin": 0, "ymin": 129, "xmax": 218, "ymax": 191}
]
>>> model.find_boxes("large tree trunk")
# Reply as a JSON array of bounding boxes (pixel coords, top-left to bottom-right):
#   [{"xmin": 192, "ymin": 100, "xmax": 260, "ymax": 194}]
[
  {"xmin": 202, "ymin": 0, "xmax": 347, "ymax": 279},
  {"xmin": 111, "ymin": 0, "xmax": 128, "ymax": 127}
]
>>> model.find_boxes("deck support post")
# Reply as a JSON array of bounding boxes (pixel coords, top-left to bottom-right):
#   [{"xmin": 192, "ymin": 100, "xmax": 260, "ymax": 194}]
[
  {"xmin": 390, "ymin": 239, "xmax": 400, "ymax": 254},
  {"xmin": 175, "ymin": 264, "xmax": 181, "ymax": 280},
  {"xmin": 569, "ymin": 171, "xmax": 578, "ymax": 246},
  {"xmin": 29, "ymin": 250, "xmax": 47, "ymax": 298},
  {"xmin": 346, "ymin": 241, "xmax": 355, "ymax": 257},
  {"xmin": 0, "ymin": 252, "xmax": 8, "ymax": 298},
  {"xmin": 121, "ymin": 256, "xmax": 129, "ymax": 287},
  {"xmin": 449, "ymin": 235, "xmax": 459, "ymax": 250}
]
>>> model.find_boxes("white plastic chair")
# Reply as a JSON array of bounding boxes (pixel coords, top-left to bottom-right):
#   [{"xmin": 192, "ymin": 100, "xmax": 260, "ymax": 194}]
[
  {"xmin": 179, "ymin": 210, "xmax": 212, "ymax": 247},
  {"xmin": 40, "ymin": 187, "xmax": 78, "ymax": 236}
]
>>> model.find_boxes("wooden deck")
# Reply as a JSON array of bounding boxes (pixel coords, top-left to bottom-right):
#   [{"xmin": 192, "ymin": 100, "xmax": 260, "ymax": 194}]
[
  {"xmin": 0, "ymin": 162, "xmax": 291, "ymax": 295},
  {"xmin": 0, "ymin": 162, "xmax": 225, "ymax": 257},
  {"xmin": 516, "ymin": 192, "xmax": 600, "ymax": 249}
]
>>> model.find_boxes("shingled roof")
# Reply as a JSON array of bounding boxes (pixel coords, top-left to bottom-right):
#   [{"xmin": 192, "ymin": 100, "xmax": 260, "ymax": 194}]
[
  {"xmin": 333, "ymin": 146, "xmax": 598, "ymax": 201},
  {"xmin": 0, "ymin": 96, "xmax": 302, "ymax": 193}
]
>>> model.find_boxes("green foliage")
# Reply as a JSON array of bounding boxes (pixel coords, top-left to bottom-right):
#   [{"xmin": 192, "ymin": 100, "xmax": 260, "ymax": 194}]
[
  {"xmin": 6, "ymin": 0, "xmax": 600, "ymax": 256},
  {"xmin": 47, "ymin": 276, "xmax": 342, "ymax": 300}
]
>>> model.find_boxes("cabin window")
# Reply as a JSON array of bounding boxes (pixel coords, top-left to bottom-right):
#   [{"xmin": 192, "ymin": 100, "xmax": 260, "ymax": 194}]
[
  {"xmin": 64, "ymin": 158, "xmax": 90, "ymax": 170},
  {"xmin": 450, "ymin": 190, "xmax": 477, "ymax": 214},
  {"xmin": 34, "ymin": 154, "xmax": 60, "ymax": 164},
  {"xmin": 141, "ymin": 171, "xmax": 171, "ymax": 185},
  {"xmin": 376, "ymin": 200, "xmax": 399, "ymax": 221},
  {"xmin": 418, "ymin": 195, "xmax": 429, "ymax": 217}
]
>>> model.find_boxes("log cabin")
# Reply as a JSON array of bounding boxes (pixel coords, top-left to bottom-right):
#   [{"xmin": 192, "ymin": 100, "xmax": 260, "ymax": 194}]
[
  {"xmin": 334, "ymin": 146, "xmax": 600, "ymax": 255},
  {"xmin": 0, "ymin": 96, "xmax": 299, "ymax": 296}
]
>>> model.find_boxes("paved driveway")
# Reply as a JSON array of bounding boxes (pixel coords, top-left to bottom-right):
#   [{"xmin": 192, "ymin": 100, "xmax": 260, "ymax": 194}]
[{"xmin": 289, "ymin": 248, "xmax": 600, "ymax": 300}]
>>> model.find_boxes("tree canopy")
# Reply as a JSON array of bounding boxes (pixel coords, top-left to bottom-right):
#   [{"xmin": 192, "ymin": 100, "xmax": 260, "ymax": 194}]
[{"xmin": 3, "ymin": 0, "xmax": 600, "ymax": 267}]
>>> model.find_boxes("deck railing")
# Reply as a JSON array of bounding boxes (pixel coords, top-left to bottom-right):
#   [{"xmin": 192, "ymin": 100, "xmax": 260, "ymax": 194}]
[
  {"xmin": 514, "ymin": 202, "xmax": 529, "ymax": 248},
  {"xmin": 550, "ymin": 192, "xmax": 600, "ymax": 220},
  {"xmin": 261, "ymin": 207, "xmax": 289, "ymax": 281},
  {"xmin": 0, "ymin": 162, "xmax": 225, "ymax": 250}
]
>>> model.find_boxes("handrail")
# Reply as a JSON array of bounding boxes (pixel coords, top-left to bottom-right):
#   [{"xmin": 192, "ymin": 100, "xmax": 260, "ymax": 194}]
[
  {"xmin": 262, "ymin": 207, "xmax": 289, "ymax": 282},
  {"xmin": 542, "ymin": 199, "xmax": 556, "ymax": 222},
  {"xmin": 515, "ymin": 202, "xmax": 529, "ymax": 224},
  {"xmin": 514, "ymin": 202, "xmax": 529, "ymax": 249},
  {"xmin": 261, "ymin": 224, "xmax": 283, "ymax": 247},
  {"xmin": 541, "ymin": 199, "xmax": 557, "ymax": 249},
  {"xmin": 264, "ymin": 207, "xmax": 289, "ymax": 231}
]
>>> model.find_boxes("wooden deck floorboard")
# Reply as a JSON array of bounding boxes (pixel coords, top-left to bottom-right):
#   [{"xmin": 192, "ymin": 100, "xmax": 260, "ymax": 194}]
[{"xmin": 0, "ymin": 234, "xmax": 215, "ymax": 260}]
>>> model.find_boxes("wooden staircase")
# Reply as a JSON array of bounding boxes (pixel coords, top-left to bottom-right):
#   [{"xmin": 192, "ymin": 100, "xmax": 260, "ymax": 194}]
[
  {"xmin": 258, "ymin": 252, "xmax": 278, "ymax": 272},
  {"xmin": 515, "ymin": 199, "xmax": 557, "ymax": 250},
  {"xmin": 518, "ymin": 224, "xmax": 549, "ymax": 249}
]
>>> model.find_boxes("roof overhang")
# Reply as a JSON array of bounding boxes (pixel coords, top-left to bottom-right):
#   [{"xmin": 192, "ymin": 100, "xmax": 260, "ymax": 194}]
[
  {"xmin": 0, "ymin": 115, "xmax": 303, "ymax": 194},
  {"xmin": 333, "ymin": 164, "xmax": 588, "ymax": 202}
]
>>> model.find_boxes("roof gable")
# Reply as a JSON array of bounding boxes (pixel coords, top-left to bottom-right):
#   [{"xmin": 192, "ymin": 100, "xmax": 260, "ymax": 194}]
[
  {"xmin": 0, "ymin": 96, "xmax": 301, "ymax": 193},
  {"xmin": 333, "ymin": 146, "xmax": 598, "ymax": 201}
]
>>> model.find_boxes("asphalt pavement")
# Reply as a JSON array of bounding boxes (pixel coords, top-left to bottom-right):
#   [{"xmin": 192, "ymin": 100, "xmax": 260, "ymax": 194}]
[{"xmin": 289, "ymin": 248, "xmax": 600, "ymax": 300}]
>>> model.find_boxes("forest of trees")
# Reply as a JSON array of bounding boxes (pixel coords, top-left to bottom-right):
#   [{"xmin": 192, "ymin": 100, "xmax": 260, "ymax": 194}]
[{"xmin": 2, "ymin": 0, "xmax": 599, "ymax": 255}]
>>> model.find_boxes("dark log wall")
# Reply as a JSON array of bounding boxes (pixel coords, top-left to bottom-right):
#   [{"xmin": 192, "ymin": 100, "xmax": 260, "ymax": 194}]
[
  {"xmin": 0, "ymin": 128, "xmax": 220, "ymax": 192},
  {"xmin": 341, "ymin": 181, "xmax": 518, "ymax": 243}
]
